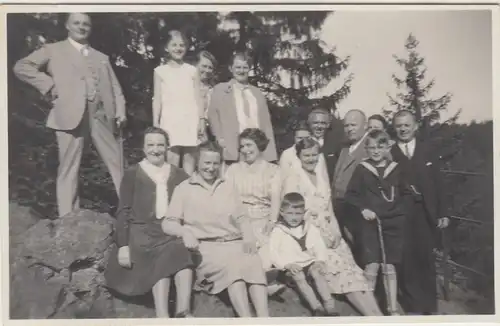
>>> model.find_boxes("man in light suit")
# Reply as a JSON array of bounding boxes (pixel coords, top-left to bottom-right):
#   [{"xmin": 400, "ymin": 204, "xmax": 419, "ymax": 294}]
[
  {"xmin": 331, "ymin": 109, "xmax": 369, "ymax": 257},
  {"xmin": 13, "ymin": 13, "xmax": 126, "ymax": 217}
]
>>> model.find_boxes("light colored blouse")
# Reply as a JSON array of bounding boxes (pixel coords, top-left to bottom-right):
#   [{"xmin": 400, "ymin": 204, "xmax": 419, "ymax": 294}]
[
  {"xmin": 167, "ymin": 173, "xmax": 246, "ymax": 239},
  {"xmin": 225, "ymin": 160, "xmax": 281, "ymax": 221}
]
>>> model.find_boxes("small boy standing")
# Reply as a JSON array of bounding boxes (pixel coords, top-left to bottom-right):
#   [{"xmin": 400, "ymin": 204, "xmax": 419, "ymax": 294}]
[
  {"xmin": 269, "ymin": 192, "xmax": 338, "ymax": 316},
  {"xmin": 344, "ymin": 129, "xmax": 408, "ymax": 315}
]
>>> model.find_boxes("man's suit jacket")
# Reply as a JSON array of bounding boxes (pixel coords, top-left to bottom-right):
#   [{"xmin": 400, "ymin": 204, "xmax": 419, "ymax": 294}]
[
  {"xmin": 331, "ymin": 137, "xmax": 369, "ymax": 201},
  {"xmin": 13, "ymin": 40, "xmax": 126, "ymax": 132},
  {"xmin": 207, "ymin": 80, "xmax": 277, "ymax": 161},
  {"xmin": 391, "ymin": 140, "xmax": 447, "ymax": 233},
  {"xmin": 321, "ymin": 129, "xmax": 345, "ymax": 183}
]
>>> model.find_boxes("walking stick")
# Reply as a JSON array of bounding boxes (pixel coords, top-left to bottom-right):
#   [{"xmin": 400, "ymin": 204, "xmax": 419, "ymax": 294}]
[
  {"xmin": 116, "ymin": 121, "xmax": 124, "ymax": 200},
  {"xmin": 376, "ymin": 216, "xmax": 392, "ymax": 315}
]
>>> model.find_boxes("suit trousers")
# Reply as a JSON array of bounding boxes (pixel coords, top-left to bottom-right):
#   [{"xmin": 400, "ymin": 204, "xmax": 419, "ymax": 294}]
[
  {"xmin": 55, "ymin": 99, "xmax": 123, "ymax": 217},
  {"xmin": 397, "ymin": 198, "xmax": 437, "ymax": 314}
]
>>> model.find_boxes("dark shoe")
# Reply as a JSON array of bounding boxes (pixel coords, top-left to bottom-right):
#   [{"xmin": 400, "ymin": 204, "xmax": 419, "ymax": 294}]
[
  {"xmin": 313, "ymin": 308, "xmax": 326, "ymax": 316},
  {"xmin": 174, "ymin": 311, "xmax": 192, "ymax": 318},
  {"xmin": 326, "ymin": 310, "xmax": 340, "ymax": 316},
  {"xmin": 324, "ymin": 299, "xmax": 339, "ymax": 316}
]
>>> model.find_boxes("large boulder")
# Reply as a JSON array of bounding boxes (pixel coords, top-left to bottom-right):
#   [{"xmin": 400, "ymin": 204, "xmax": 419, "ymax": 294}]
[
  {"xmin": 10, "ymin": 208, "xmax": 115, "ymax": 319},
  {"xmin": 9, "ymin": 202, "xmax": 41, "ymax": 260},
  {"xmin": 21, "ymin": 209, "xmax": 114, "ymax": 271}
]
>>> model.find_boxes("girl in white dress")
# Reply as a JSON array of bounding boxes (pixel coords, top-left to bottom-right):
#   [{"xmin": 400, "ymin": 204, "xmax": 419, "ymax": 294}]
[{"xmin": 153, "ymin": 30, "xmax": 204, "ymax": 175}]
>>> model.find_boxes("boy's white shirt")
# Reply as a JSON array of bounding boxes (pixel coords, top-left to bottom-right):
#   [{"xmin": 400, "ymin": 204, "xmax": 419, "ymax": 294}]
[{"xmin": 269, "ymin": 221, "xmax": 328, "ymax": 270}]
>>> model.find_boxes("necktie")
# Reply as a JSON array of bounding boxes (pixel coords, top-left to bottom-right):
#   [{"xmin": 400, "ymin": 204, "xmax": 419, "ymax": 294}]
[
  {"xmin": 241, "ymin": 87, "xmax": 251, "ymax": 120},
  {"xmin": 405, "ymin": 143, "xmax": 411, "ymax": 158}
]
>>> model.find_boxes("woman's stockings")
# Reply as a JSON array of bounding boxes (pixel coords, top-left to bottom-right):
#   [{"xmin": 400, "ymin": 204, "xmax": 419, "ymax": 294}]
[
  {"xmin": 152, "ymin": 278, "xmax": 171, "ymax": 318},
  {"xmin": 248, "ymin": 284, "xmax": 270, "ymax": 317},
  {"xmin": 174, "ymin": 268, "xmax": 193, "ymax": 316},
  {"xmin": 227, "ymin": 281, "xmax": 252, "ymax": 317}
]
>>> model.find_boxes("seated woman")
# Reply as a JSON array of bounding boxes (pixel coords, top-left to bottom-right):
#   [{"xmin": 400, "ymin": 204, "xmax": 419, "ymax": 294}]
[
  {"xmin": 224, "ymin": 128, "xmax": 285, "ymax": 295},
  {"xmin": 279, "ymin": 119, "xmax": 329, "ymax": 181},
  {"xmin": 105, "ymin": 127, "xmax": 195, "ymax": 318},
  {"xmin": 162, "ymin": 141, "xmax": 269, "ymax": 317},
  {"xmin": 281, "ymin": 137, "xmax": 383, "ymax": 316}
]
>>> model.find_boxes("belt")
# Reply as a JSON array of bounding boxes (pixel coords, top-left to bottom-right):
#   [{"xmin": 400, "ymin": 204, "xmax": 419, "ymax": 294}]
[{"xmin": 198, "ymin": 234, "xmax": 242, "ymax": 243}]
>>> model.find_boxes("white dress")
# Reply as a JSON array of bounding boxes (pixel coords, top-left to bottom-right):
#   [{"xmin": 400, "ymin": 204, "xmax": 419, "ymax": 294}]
[{"xmin": 154, "ymin": 63, "xmax": 201, "ymax": 147}]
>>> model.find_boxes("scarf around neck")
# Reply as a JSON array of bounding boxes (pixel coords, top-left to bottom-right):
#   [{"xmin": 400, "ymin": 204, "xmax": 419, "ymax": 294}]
[{"xmin": 139, "ymin": 159, "xmax": 171, "ymax": 219}]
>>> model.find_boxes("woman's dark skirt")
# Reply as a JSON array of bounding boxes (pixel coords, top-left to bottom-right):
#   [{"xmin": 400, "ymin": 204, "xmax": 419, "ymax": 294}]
[{"xmin": 105, "ymin": 223, "xmax": 195, "ymax": 296}]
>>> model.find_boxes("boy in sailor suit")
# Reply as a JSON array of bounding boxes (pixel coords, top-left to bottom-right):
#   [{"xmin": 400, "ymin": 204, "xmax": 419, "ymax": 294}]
[
  {"xmin": 269, "ymin": 192, "xmax": 338, "ymax": 316},
  {"xmin": 345, "ymin": 129, "xmax": 410, "ymax": 315}
]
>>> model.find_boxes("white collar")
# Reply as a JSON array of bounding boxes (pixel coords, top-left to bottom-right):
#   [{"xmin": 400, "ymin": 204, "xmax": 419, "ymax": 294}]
[
  {"xmin": 349, "ymin": 132, "xmax": 367, "ymax": 153},
  {"xmin": 359, "ymin": 161, "xmax": 398, "ymax": 179},
  {"xmin": 68, "ymin": 37, "xmax": 89, "ymax": 52},
  {"xmin": 313, "ymin": 136, "xmax": 324, "ymax": 147},
  {"xmin": 398, "ymin": 138, "xmax": 416, "ymax": 153}
]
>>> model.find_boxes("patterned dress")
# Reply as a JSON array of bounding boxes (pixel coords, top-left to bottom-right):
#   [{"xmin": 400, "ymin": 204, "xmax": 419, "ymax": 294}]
[
  {"xmin": 224, "ymin": 160, "xmax": 281, "ymax": 269},
  {"xmin": 281, "ymin": 166, "xmax": 372, "ymax": 294}
]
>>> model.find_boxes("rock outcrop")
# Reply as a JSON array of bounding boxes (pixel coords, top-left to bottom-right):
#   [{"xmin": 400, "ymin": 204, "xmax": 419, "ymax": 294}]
[
  {"xmin": 10, "ymin": 208, "xmax": 115, "ymax": 319},
  {"xmin": 8, "ymin": 204, "xmax": 316, "ymax": 319},
  {"xmin": 10, "ymin": 202, "xmax": 488, "ymax": 319}
]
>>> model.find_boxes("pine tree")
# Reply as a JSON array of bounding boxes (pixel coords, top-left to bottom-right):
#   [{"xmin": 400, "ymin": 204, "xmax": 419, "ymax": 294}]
[
  {"xmin": 386, "ymin": 33, "xmax": 459, "ymax": 139},
  {"xmin": 215, "ymin": 12, "xmax": 352, "ymax": 149}
]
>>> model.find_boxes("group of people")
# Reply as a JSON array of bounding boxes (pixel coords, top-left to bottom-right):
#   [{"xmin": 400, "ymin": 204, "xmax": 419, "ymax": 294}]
[{"xmin": 13, "ymin": 12, "xmax": 450, "ymax": 318}]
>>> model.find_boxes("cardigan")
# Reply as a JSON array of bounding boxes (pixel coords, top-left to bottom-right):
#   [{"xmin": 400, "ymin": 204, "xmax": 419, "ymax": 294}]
[{"xmin": 115, "ymin": 163, "xmax": 189, "ymax": 248}]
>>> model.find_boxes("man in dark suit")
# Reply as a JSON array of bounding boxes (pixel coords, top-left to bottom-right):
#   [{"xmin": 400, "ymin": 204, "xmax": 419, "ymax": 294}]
[
  {"xmin": 331, "ymin": 109, "xmax": 369, "ymax": 257},
  {"xmin": 13, "ymin": 13, "xmax": 126, "ymax": 217},
  {"xmin": 391, "ymin": 110, "xmax": 450, "ymax": 315},
  {"xmin": 307, "ymin": 108, "xmax": 343, "ymax": 182}
]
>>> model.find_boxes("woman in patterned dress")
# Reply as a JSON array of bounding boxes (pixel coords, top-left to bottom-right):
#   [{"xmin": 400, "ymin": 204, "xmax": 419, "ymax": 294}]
[
  {"xmin": 281, "ymin": 137, "xmax": 383, "ymax": 316},
  {"xmin": 224, "ymin": 128, "xmax": 285, "ymax": 295}
]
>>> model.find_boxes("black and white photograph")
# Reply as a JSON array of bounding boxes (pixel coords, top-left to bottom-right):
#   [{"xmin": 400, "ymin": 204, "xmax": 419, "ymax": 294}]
[{"xmin": 4, "ymin": 3, "xmax": 496, "ymax": 322}]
